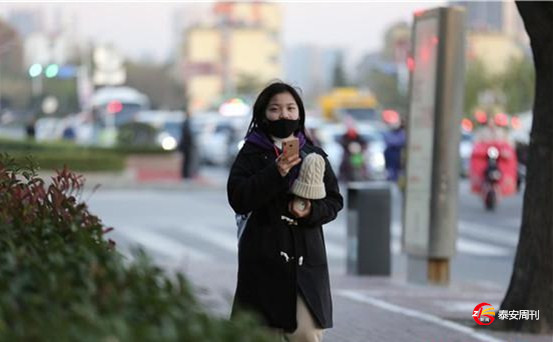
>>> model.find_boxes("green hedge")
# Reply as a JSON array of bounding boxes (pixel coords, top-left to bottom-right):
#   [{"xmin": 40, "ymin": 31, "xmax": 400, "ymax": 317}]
[
  {"xmin": 0, "ymin": 138, "xmax": 171, "ymax": 155},
  {"xmin": 0, "ymin": 154, "xmax": 276, "ymax": 341},
  {"xmin": 8, "ymin": 151, "xmax": 125, "ymax": 172},
  {"xmin": 0, "ymin": 138, "xmax": 172, "ymax": 171}
]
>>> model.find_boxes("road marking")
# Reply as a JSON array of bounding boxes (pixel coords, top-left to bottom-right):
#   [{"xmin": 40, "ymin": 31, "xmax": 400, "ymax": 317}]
[
  {"xmin": 458, "ymin": 221, "xmax": 519, "ymax": 247},
  {"xmin": 456, "ymin": 237, "xmax": 511, "ymax": 256},
  {"xmin": 176, "ymin": 223, "xmax": 238, "ymax": 253},
  {"xmin": 120, "ymin": 227, "xmax": 213, "ymax": 262},
  {"xmin": 438, "ymin": 300, "xmax": 501, "ymax": 313},
  {"xmin": 337, "ymin": 290, "xmax": 506, "ymax": 342},
  {"xmin": 326, "ymin": 221, "xmax": 512, "ymax": 257}
]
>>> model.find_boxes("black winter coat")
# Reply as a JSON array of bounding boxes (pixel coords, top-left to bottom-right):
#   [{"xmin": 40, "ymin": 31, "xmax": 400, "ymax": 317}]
[{"xmin": 227, "ymin": 140, "xmax": 343, "ymax": 332}]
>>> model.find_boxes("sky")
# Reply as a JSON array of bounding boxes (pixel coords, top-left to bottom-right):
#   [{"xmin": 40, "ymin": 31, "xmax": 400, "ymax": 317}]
[{"xmin": 0, "ymin": 1, "xmax": 445, "ymax": 65}]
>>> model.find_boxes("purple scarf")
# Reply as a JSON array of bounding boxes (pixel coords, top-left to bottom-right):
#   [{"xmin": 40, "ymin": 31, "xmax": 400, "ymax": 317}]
[{"xmin": 246, "ymin": 128, "xmax": 307, "ymax": 186}]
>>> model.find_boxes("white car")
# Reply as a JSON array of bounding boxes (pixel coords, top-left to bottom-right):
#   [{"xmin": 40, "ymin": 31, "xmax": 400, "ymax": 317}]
[
  {"xmin": 194, "ymin": 113, "xmax": 250, "ymax": 166},
  {"xmin": 135, "ymin": 110, "xmax": 185, "ymax": 150}
]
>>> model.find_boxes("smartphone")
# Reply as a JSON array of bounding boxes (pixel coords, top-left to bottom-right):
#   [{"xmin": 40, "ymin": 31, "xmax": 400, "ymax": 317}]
[{"xmin": 282, "ymin": 137, "xmax": 299, "ymax": 158}]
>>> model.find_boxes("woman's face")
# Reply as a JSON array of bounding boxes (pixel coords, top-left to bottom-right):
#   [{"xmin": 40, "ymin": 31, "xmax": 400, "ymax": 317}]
[{"xmin": 265, "ymin": 92, "xmax": 299, "ymax": 121}]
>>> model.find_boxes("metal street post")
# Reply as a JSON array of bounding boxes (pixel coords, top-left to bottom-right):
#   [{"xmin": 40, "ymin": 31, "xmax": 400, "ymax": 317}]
[{"xmin": 403, "ymin": 6, "xmax": 466, "ymax": 285}]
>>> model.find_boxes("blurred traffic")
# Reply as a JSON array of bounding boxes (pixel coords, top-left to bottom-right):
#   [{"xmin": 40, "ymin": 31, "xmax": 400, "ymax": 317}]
[{"xmin": 0, "ymin": 1, "xmax": 533, "ymax": 192}]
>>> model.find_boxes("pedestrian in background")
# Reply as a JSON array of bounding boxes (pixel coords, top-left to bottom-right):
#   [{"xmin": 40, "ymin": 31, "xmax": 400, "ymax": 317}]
[
  {"xmin": 25, "ymin": 117, "xmax": 36, "ymax": 141},
  {"xmin": 338, "ymin": 122, "xmax": 368, "ymax": 182},
  {"xmin": 178, "ymin": 111, "xmax": 198, "ymax": 179},
  {"xmin": 383, "ymin": 119, "xmax": 406, "ymax": 182},
  {"xmin": 227, "ymin": 82, "xmax": 343, "ymax": 342}
]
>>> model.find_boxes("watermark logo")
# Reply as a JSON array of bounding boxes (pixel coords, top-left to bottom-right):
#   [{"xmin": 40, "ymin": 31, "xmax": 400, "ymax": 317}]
[
  {"xmin": 473, "ymin": 302, "xmax": 496, "ymax": 325},
  {"xmin": 472, "ymin": 303, "xmax": 540, "ymax": 325}
]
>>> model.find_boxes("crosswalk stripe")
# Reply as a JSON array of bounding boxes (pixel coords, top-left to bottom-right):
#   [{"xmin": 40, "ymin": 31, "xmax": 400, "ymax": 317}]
[
  {"xmin": 111, "ymin": 218, "xmax": 512, "ymax": 263},
  {"xmin": 175, "ymin": 223, "xmax": 238, "ymax": 253},
  {"xmin": 120, "ymin": 227, "xmax": 213, "ymax": 262},
  {"xmin": 456, "ymin": 237, "xmax": 510, "ymax": 257},
  {"xmin": 458, "ymin": 221, "xmax": 519, "ymax": 247},
  {"xmin": 326, "ymin": 220, "xmax": 512, "ymax": 257}
]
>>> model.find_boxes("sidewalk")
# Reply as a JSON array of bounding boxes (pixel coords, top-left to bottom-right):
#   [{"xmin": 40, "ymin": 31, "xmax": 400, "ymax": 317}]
[
  {"xmin": 327, "ymin": 273, "xmax": 550, "ymax": 342},
  {"xmin": 179, "ymin": 259, "xmax": 551, "ymax": 342}
]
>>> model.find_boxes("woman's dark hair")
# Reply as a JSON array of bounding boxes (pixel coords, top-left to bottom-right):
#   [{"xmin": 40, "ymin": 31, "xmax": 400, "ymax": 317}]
[{"xmin": 246, "ymin": 81, "xmax": 307, "ymax": 138}]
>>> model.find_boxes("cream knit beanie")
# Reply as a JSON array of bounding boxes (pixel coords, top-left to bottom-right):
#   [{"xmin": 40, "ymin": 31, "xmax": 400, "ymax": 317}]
[{"xmin": 291, "ymin": 153, "xmax": 326, "ymax": 199}]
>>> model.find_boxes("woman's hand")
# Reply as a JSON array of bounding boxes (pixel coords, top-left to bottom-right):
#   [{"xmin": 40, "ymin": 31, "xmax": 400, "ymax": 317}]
[
  {"xmin": 289, "ymin": 197, "xmax": 312, "ymax": 218},
  {"xmin": 276, "ymin": 154, "xmax": 301, "ymax": 177}
]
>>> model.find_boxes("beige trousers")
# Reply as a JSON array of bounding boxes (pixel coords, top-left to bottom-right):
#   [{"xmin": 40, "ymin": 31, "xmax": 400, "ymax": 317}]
[{"xmin": 283, "ymin": 295, "xmax": 324, "ymax": 342}]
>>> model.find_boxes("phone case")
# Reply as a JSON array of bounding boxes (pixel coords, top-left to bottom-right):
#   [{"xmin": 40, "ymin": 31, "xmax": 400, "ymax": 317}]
[{"xmin": 283, "ymin": 139, "xmax": 299, "ymax": 157}]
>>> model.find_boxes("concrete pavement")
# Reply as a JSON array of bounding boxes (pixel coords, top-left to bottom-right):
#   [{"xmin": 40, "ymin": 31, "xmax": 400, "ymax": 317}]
[{"xmin": 178, "ymin": 259, "xmax": 550, "ymax": 342}]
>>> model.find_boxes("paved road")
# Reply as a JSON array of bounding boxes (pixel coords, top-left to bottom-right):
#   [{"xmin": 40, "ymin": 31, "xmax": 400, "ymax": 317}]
[{"xmin": 86, "ymin": 172, "xmax": 523, "ymax": 288}]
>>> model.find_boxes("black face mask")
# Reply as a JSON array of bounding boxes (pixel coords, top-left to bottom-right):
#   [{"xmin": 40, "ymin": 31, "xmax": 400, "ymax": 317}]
[{"xmin": 263, "ymin": 119, "xmax": 300, "ymax": 139}]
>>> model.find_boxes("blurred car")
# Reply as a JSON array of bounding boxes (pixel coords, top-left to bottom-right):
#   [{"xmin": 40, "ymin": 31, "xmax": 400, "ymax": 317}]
[
  {"xmin": 135, "ymin": 110, "xmax": 184, "ymax": 150},
  {"xmin": 194, "ymin": 112, "xmax": 250, "ymax": 166},
  {"xmin": 35, "ymin": 117, "xmax": 64, "ymax": 141},
  {"xmin": 315, "ymin": 123, "xmax": 387, "ymax": 180}
]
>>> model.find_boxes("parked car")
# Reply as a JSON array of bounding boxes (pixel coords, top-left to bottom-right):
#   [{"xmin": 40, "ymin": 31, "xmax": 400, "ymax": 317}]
[
  {"xmin": 194, "ymin": 112, "xmax": 250, "ymax": 166},
  {"xmin": 135, "ymin": 110, "xmax": 184, "ymax": 150}
]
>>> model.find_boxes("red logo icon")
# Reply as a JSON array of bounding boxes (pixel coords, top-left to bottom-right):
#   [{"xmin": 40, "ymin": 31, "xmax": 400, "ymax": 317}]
[{"xmin": 473, "ymin": 302, "xmax": 496, "ymax": 325}]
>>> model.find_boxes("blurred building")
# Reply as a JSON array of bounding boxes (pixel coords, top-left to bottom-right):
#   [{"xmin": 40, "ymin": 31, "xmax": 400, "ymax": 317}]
[
  {"xmin": 451, "ymin": 0, "xmax": 527, "ymax": 43},
  {"xmin": 451, "ymin": 1, "xmax": 526, "ymax": 76},
  {"xmin": 467, "ymin": 32, "xmax": 524, "ymax": 75},
  {"xmin": 356, "ymin": 21, "xmax": 411, "ymax": 95},
  {"xmin": 284, "ymin": 45, "xmax": 342, "ymax": 105},
  {"xmin": 23, "ymin": 31, "xmax": 81, "ymax": 68},
  {"xmin": 182, "ymin": 2, "xmax": 282, "ymax": 112}
]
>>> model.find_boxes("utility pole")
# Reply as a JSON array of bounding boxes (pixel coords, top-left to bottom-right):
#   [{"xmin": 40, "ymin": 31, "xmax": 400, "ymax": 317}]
[{"xmin": 403, "ymin": 6, "xmax": 466, "ymax": 285}]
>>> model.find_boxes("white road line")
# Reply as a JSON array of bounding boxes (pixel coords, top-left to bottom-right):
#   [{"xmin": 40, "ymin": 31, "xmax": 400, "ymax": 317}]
[
  {"xmin": 177, "ymin": 224, "xmax": 238, "ymax": 253},
  {"xmin": 438, "ymin": 300, "xmax": 501, "ymax": 313},
  {"xmin": 336, "ymin": 290, "xmax": 506, "ymax": 342},
  {"xmin": 458, "ymin": 221, "xmax": 519, "ymax": 247},
  {"xmin": 456, "ymin": 237, "xmax": 511, "ymax": 257},
  {"xmin": 326, "ymin": 219, "xmax": 519, "ymax": 249},
  {"xmin": 121, "ymin": 227, "xmax": 213, "ymax": 262},
  {"xmin": 328, "ymin": 220, "xmax": 512, "ymax": 257}
]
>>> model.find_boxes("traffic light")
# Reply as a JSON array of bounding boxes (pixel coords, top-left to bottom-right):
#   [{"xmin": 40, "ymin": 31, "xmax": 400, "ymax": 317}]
[
  {"xmin": 28, "ymin": 64, "xmax": 42, "ymax": 78},
  {"xmin": 45, "ymin": 64, "xmax": 59, "ymax": 78}
]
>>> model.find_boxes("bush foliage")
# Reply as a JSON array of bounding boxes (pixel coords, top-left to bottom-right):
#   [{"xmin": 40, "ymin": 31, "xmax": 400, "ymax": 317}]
[
  {"xmin": 0, "ymin": 138, "xmax": 172, "ymax": 172},
  {"xmin": 0, "ymin": 154, "xmax": 275, "ymax": 341}
]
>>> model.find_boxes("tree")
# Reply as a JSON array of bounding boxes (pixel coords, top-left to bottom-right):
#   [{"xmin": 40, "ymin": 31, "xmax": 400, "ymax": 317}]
[
  {"xmin": 365, "ymin": 68, "xmax": 408, "ymax": 116},
  {"xmin": 464, "ymin": 58, "xmax": 491, "ymax": 116},
  {"xmin": 125, "ymin": 61, "xmax": 186, "ymax": 110},
  {"xmin": 332, "ymin": 54, "xmax": 348, "ymax": 87},
  {"xmin": 235, "ymin": 73, "xmax": 264, "ymax": 97},
  {"xmin": 0, "ymin": 19, "xmax": 30, "ymax": 110},
  {"xmin": 497, "ymin": 56, "xmax": 535, "ymax": 114},
  {"xmin": 496, "ymin": 1, "xmax": 553, "ymax": 334}
]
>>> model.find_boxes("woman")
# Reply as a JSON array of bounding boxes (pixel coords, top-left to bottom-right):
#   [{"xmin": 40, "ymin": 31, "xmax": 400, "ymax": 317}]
[{"xmin": 227, "ymin": 82, "xmax": 343, "ymax": 341}]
